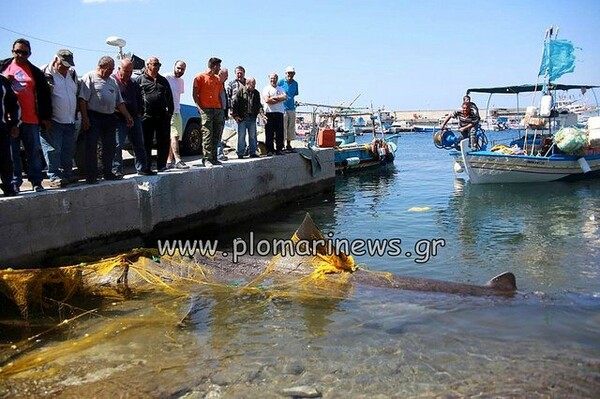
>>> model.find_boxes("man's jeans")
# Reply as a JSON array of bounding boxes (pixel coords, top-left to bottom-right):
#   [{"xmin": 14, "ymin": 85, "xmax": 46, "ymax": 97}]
[
  {"xmin": 10, "ymin": 123, "xmax": 43, "ymax": 187},
  {"xmin": 113, "ymin": 116, "xmax": 147, "ymax": 173},
  {"xmin": 86, "ymin": 111, "xmax": 117, "ymax": 180},
  {"xmin": 40, "ymin": 122, "xmax": 76, "ymax": 181},
  {"xmin": 237, "ymin": 117, "xmax": 258, "ymax": 157}
]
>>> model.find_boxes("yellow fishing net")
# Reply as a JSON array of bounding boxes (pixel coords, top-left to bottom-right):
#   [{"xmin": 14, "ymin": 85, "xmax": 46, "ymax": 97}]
[{"xmin": 0, "ymin": 214, "xmax": 359, "ymax": 377}]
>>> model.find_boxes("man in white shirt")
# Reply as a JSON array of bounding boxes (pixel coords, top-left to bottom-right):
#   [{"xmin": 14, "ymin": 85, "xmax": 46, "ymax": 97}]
[
  {"xmin": 262, "ymin": 73, "xmax": 287, "ymax": 156},
  {"xmin": 41, "ymin": 49, "xmax": 79, "ymax": 187},
  {"xmin": 165, "ymin": 60, "xmax": 189, "ymax": 169}
]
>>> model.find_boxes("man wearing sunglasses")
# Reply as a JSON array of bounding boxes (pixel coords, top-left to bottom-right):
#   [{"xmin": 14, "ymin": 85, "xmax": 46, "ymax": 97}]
[{"xmin": 0, "ymin": 38, "xmax": 52, "ymax": 193}]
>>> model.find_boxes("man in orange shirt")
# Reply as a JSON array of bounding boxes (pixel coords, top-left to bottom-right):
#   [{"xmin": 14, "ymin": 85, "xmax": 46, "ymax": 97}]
[{"xmin": 193, "ymin": 57, "xmax": 224, "ymax": 166}]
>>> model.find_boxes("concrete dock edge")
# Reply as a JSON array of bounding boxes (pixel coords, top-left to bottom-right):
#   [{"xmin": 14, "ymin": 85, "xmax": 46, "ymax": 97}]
[{"xmin": 0, "ymin": 149, "xmax": 335, "ymax": 268}]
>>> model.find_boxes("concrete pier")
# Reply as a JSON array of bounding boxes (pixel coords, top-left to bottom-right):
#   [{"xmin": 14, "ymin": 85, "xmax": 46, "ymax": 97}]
[{"xmin": 0, "ymin": 150, "xmax": 335, "ymax": 268}]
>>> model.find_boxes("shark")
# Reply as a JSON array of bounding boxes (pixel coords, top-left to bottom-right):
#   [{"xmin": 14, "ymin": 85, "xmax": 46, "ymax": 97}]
[
  {"xmin": 187, "ymin": 213, "xmax": 517, "ymax": 297},
  {"xmin": 0, "ymin": 213, "xmax": 517, "ymax": 323}
]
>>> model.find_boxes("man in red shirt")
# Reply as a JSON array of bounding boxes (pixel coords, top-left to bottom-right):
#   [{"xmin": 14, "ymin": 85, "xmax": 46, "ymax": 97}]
[
  {"xmin": 0, "ymin": 38, "xmax": 52, "ymax": 192},
  {"xmin": 193, "ymin": 57, "xmax": 224, "ymax": 166}
]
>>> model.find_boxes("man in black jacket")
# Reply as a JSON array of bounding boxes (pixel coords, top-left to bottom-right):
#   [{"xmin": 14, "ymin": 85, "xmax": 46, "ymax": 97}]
[
  {"xmin": 136, "ymin": 57, "xmax": 173, "ymax": 173},
  {"xmin": 231, "ymin": 77, "xmax": 266, "ymax": 159},
  {"xmin": 0, "ymin": 38, "xmax": 52, "ymax": 192},
  {"xmin": 0, "ymin": 74, "xmax": 19, "ymax": 196}
]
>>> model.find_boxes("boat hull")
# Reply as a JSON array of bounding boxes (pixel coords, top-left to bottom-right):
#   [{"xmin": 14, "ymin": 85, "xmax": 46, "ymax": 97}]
[
  {"xmin": 451, "ymin": 146, "xmax": 600, "ymax": 184},
  {"xmin": 335, "ymin": 142, "xmax": 395, "ymax": 173}
]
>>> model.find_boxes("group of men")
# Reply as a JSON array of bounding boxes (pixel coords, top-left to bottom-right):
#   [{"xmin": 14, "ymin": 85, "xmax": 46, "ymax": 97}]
[
  {"xmin": 0, "ymin": 37, "xmax": 300, "ymax": 197},
  {"xmin": 193, "ymin": 59, "xmax": 300, "ymax": 165}
]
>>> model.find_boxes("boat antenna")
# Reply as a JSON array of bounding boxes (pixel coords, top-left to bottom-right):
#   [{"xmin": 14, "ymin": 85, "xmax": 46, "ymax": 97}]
[
  {"xmin": 370, "ymin": 103, "xmax": 378, "ymax": 139},
  {"xmin": 348, "ymin": 93, "xmax": 361, "ymax": 108}
]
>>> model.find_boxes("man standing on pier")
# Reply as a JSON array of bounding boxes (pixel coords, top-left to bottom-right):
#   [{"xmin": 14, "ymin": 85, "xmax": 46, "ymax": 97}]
[
  {"xmin": 227, "ymin": 66, "xmax": 246, "ymax": 111},
  {"xmin": 40, "ymin": 49, "xmax": 79, "ymax": 187},
  {"xmin": 0, "ymin": 74, "xmax": 19, "ymax": 196},
  {"xmin": 165, "ymin": 60, "xmax": 189, "ymax": 169},
  {"xmin": 231, "ymin": 77, "xmax": 265, "ymax": 159},
  {"xmin": 278, "ymin": 66, "xmax": 298, "ymax": 152},
  {"xmin": 113, "ymin": 57, "xmax": 153, "ymax": 176},
  {"xmin": 1, "ymin": 38, "xmax": 52, "ymax": 193},
  {"xmin": 263, "ymin": 73, "xmax": 287, "ymax": 156},
  {"xmin": 79, "ymin": 56, "xmax": 134, "ymax": 184},
  {"xmin": 137, "ymin": 57, "xmax": 174, "ymax": 173},
  {"xmin": 217, "ymin": 67, "xmax": 229, "ymax": 161},
  {"xmin": 193, "ymin": 57, "xmax": 224, "ymax": 166}
]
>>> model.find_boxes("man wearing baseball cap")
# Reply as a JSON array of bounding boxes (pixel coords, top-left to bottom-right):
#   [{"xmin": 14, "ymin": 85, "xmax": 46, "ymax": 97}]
[
  {"xmin": 278, "ymin": 66, "xmax": 299, "ymax": 152},
  {"xmin": 40, "ymin": 49, "xmax": 79, "ymax": 187}
]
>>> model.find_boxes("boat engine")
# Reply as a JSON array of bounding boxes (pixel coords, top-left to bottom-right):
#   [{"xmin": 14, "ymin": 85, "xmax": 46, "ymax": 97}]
[{"xmin": 433, "ymin": 130, "xmax": 462, "ymax": 150}]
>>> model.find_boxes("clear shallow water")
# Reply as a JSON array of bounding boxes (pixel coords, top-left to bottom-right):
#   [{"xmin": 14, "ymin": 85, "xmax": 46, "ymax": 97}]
[{"xmin": 2, "ymin": 131, "xmax": 600, "ymax": 398}]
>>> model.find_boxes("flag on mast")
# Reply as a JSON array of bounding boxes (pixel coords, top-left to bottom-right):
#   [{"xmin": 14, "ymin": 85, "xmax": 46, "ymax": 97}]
[{"xmin": 538, "ymin": 39, "xmax": 576, "ymax": 81}]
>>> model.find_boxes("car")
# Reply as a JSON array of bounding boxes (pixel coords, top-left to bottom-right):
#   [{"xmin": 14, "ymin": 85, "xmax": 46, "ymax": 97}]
[{"xmin": 179, "ymin": 103, "xmax": 202, "ymax": 155}]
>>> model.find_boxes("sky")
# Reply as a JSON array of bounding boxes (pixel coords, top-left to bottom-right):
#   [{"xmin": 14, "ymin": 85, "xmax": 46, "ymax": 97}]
[{"xmin": 1, "ymin": 0, "xmax": 599, "ymax": 112}]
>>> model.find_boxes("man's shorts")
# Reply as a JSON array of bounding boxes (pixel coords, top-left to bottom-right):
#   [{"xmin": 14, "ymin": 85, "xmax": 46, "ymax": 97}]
[{"xmin": 170, "ymin": 113, "xmax": 183, "ymax": 140}]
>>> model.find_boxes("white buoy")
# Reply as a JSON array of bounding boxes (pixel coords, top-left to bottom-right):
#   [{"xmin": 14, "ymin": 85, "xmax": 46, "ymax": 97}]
[
  {"xmin": 540, "ymin": 95, "xmax": 552, "ymax": 117},
  {"xmin": 587, "ymin": 116, "xmax": 600, "ymax": 148},
  {"xmin": 454, "ymin": 161, "xmax": 464, "ymax": 173},
  {"xmin": 577, "ymin": 157, "xmax": 591, "ymax": 173},
  {"xmin": 346, "ymin": 157, "xmax": 360, "ymax": 166}
]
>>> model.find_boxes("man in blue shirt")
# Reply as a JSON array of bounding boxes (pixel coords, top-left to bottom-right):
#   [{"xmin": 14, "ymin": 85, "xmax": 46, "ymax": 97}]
[{"xmin": 278, "ymin": 66, "xmax": 298, "ymax": 152}]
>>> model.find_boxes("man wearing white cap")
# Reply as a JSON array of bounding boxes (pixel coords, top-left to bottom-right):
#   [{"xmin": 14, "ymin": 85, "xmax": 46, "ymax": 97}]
[
  {"xmin": 278, "ymin": 66, "xmax": 299, "ymax": 152},
  {"xmin": 41, "ymin": 49, "xmax": 79, "ymax": 187}
]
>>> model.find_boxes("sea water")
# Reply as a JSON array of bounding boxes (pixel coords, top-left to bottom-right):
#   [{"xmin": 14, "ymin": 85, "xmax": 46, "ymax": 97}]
[{"xmin": 1, "ymin": 131, "xmax": 599, "ymax": 398}]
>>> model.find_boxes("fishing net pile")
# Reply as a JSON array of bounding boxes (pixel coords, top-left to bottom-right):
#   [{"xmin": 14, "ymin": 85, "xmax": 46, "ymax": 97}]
[
  {"xmin": 0, "ymin": 215, "xmax": 355, "ymax": 322},
  {"xmin": 0, "ymin": 214, "xmax": 360, "ymax": 378}
]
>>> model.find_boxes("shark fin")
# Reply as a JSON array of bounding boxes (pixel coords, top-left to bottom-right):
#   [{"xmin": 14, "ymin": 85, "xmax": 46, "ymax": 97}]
[
  {"xmin": 486, "ymin": 272, "xmax": 517, "ymax": 292},
  {"xmin": 291, "ymin": 213, "xmax": 356, "ymax": 276}
]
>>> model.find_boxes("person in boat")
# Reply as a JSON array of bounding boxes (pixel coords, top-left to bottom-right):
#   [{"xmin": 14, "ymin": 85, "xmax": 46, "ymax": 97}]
[
  {"xmin": 440, "ymin": 101, "xmax": 481, "ymax": 148},
  {"xmin": 463, "ymin": 95, "xmax": 480, "ymax": 119}
]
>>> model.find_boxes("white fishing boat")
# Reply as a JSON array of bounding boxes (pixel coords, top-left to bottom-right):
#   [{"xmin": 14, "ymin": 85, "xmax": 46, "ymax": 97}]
[{"xmin": 434, "ymin": 26, "xmax": 600, "ymax": 184}]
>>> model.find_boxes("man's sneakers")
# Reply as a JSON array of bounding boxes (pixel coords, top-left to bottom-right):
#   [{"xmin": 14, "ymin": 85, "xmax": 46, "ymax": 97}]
[
  {"xmin": 204, "ymin": 159, "xmax": 223, "ymax": 167},
  {"xmin": 104, "ymin": 173, "xmax": 123, "ymax": 181},
  {"xmin": 49, "ymin": 179, "xmax": 63, "ymax": 188},
  {"xmin": 175, "ymin": 161, "xmax": 189, "ymax": 169}
]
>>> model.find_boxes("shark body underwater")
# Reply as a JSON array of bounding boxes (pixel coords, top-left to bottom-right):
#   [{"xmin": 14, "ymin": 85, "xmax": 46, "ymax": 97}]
[
  {"xmin": 0, "ymin": 213, "xmax": 517, "ymax": 323},
  {"xmin": 188, "ymin": 213, "xmax": 517, "ymax": 297}
]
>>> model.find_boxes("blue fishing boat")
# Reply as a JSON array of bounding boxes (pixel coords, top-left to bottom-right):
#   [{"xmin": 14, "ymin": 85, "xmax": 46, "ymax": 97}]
[
  {"xmin": 332, "ymin": 112, "xmax": 399, "ymax": 173},
  {"xmin": 434, "ymin": 26, "xmax": 600, "ymax": 184},
  {"xmin": 299, "ymin": 102, "xmax": 400, "ymax": 173}
]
